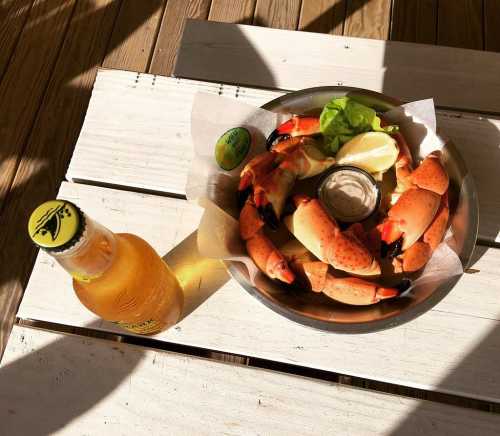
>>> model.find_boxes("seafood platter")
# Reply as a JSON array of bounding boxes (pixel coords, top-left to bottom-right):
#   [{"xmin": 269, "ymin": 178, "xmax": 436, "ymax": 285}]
[{"xmin": 209, "ymin": 88, "xmax": 478, "ymax": 332}]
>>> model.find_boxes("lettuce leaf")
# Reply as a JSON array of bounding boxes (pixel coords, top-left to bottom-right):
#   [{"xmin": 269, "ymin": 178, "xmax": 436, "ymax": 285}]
[{"xmin": 319, "ymin": 97, "xmax": 398, "ymax": 155}]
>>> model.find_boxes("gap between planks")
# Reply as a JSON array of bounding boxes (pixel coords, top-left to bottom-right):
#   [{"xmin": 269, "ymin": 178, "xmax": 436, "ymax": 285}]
[
  {"xmin": 70, "ymin": 174, "xmax": 500, "ymax": 252},
  {"xmin": 16, "ymin": 318, "xmax": 500, "ymax": 413}
]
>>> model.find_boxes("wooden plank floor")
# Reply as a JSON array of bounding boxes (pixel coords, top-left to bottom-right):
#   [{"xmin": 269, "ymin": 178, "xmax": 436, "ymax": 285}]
[
  {"xmin": 4, "ymin": 325, "xmax": 500, "ymax": 435},
  {"xmin": 0, "ymin": 0, "xmax": 498, "ymax": 414}
]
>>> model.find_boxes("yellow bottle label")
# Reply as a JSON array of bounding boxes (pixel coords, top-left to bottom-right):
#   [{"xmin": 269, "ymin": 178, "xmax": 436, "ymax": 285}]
[
  {"xmin": 71, "ymin": 271, "xmax": 101, "ymax": 283},
  {"xmin": 114, "ymin": 319, "xmax": 163, "ymax": 334}
]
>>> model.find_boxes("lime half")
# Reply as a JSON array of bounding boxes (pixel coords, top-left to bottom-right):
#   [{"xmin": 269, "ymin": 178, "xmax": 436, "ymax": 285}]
[
  {"xmin": 215, "ymin": 127, "xmax": 251, "ymax": 171},
  {"xmin": 336, "ymin": 131, "xmax": 399, "ymax": 173}
]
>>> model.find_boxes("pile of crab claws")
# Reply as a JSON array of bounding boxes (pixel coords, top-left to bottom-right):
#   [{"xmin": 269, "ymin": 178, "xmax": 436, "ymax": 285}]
[{"xmin": 238, "ymin": 113, "xmax": 451, "ymax": 306}]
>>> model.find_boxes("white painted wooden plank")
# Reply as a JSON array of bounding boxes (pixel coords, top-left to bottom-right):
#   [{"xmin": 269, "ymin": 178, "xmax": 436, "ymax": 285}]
[
  {"xmin": 18, "ymin": 182, "xmax": 500, "ymax": 402},
  {"xmin": 67, "ymin": 69, "xmax": 500, "ymax": 243},
  {"xmin": 67, "ymin": 69, "xmax": 281, "ymax": 195},
  {"xmin": 437, "ymin": 110, "xmax": 500, "ymax": 243},
  {"xmin": 3, "ymin": 326, "xmax": 499, "ymax": 436},
  {"xmin": 174, "ymin": 20, "xmax": 500, "ymax": 114}
]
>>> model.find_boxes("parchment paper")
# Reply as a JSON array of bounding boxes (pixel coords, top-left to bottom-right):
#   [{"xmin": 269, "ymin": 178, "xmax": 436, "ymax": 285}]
[{"xmin": 187, "ymin": 92, "xmax": 463, "ymax": 294}]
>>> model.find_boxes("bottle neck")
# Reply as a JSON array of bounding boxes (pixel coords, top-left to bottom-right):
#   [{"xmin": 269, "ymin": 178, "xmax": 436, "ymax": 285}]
[{"xmin": 50, "ymin": 215, "xmax": 117, "ymax": 282}]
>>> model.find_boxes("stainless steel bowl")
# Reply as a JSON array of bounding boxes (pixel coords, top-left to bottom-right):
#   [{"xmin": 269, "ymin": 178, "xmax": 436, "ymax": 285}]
[{"xmin": 227, "ymin": 87, "xmax": 478, "ymax": 333}]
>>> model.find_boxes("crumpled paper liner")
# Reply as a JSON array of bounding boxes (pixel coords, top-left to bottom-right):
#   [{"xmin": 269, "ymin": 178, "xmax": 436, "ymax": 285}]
[{"xmin": 186, "ymin": 92, "xmax": 464, "ymax": 295}]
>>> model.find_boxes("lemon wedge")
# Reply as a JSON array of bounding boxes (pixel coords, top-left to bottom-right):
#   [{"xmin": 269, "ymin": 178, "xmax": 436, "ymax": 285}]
[{"xmin": 336, "ymin": 131, "xmax": 399, "ymax": 173}]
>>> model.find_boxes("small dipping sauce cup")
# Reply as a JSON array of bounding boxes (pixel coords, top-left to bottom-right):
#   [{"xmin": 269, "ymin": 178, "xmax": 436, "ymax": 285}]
[{"xmin": 317, "ymin": 165, "xmax": 381, "ymax": 223}]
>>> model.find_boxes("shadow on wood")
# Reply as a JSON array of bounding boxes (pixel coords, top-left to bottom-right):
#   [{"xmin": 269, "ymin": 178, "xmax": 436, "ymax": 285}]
[
  {"xmin": 381, "ymin": 5, "xmax": 500, "ymax": 425},
  {"xmin": 175, "ymin": 18, "xmax": 276, "ymax": 88},
  {"xmin": 0, "ymin": 321, "xmax": 144, "ymax": 435},
  {"xmin": 299, "ymin": 0, "xmax": 371, "ymax": 35},
  {"xmin": 0, "ymin": 0, "xmax": 163, "ymax": 358}
]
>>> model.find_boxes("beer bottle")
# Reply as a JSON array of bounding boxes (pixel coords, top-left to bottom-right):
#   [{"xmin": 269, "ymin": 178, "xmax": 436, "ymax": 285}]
[{"xmin": 28, "ymin": 200, "xmax": 183, "ymax": 334}]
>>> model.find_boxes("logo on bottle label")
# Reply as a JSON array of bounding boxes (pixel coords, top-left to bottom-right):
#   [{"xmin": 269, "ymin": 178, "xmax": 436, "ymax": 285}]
[{"xmin": 114, "ymin": 319, "xmax": 162, "ymax": 334}]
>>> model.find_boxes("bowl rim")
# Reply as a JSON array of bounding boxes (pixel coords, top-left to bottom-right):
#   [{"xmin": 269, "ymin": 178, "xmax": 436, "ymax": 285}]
[{"xmin": 227, "ymin": 86, "xmax": 479, "ymax": 333}]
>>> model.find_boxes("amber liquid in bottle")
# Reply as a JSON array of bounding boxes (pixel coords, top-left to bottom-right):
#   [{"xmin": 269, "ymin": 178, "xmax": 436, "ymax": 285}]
[{"xmin": 53, "ymin": 217, "xmax": 183, "ymax": 335}]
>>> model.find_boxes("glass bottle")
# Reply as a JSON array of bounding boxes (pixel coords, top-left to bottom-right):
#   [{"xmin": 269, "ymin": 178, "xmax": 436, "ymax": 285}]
[{"xmin": 28, "ymin": 200, "xmax": 183, "ymax": 334}]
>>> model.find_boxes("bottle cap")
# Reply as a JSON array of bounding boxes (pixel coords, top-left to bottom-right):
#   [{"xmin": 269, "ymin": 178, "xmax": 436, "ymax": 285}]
[{"xmin": 28, "ymin": 200, "xmax": 84, "ymax": 251}]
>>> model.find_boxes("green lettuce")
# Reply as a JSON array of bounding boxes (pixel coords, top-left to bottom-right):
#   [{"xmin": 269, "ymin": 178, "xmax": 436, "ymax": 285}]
[{"xmin": 319, "ymin": 97, "xmax": 398, "ymax": 155}]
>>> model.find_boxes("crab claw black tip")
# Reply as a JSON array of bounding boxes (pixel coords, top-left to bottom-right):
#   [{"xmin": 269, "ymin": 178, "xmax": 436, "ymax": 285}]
[
  {"xmin": 266, "ymin": 130, "xmax": 280, "ymax": 149},
  {"xmin": 395, "ymin": 278, "xmax": 412, "ymax": 294},
  {"xmin": 258, "ymin": 203, "xmax": 280, "ymax": 230},
  {"xmin": 381, "ymin": 238, "xmax": 403, "ymax": 259},
  {"xmin": 237, "ymin": 187, "xmax": 252, "ymax": 210},
  {"xmin": 266, "ymin": 130, "xmax": 290, "ymax": 150},
  {"xmin": 283, "ymin": 197, "xmax": 297, "ymax": 217}
]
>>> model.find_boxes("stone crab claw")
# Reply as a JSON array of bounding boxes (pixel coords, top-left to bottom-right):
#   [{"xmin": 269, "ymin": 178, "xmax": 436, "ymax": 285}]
[
  {"xmin": 380, "ymin": 151, "xmax": 450, "ymax": 272},
  {"xmin": 266, "ymin": 116, "xmax": 320, "ymax": 148},
  {"xmin": 237, "ymin": 151, "xmax": 277, "ymax": 208},
  {"xmin": 302, "ymin": 262, "xmax": 401, "ymax": 306},
  {"xmin": 239, "ymin": 199, "xmax": 295, "ymax": 284},
  {"xmin": 284, "ymin": 244, "xmax": 401, "ymax": 306},
  {"xmin": 410, "ymin": 151, "xmax": 449, "ymax": 196},
  {"xmin": 395, "ymin": 193, "xmax": 450, "ymax": 273},
  {"xmin": 284, "ymin": 195, "xmax": 381, "ymax": 276},
  {"xmin": 238, "ymin": 151, "xmax": 276, "ymax": 192},
  {"xmin": 382, "ymin": 188, "xmax": 442, "ymax": 250}
]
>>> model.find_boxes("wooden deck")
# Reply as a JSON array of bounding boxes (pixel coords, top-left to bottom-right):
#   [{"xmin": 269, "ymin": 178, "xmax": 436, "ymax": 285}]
[{"xmin": 1, "ymin": 0, "xmax": 500, "ymax": 415}]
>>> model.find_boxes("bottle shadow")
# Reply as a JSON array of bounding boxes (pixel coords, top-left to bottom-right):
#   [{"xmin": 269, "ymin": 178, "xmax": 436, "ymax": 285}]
[{"xmin": 161, "ymin": 231, "xmax": 230, "ymax": 321}]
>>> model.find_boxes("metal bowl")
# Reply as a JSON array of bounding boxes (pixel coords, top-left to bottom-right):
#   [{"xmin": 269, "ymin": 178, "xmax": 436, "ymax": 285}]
[{"xmin": 227, "ymin": 87, "xmax": 478, "ymax": 333}]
